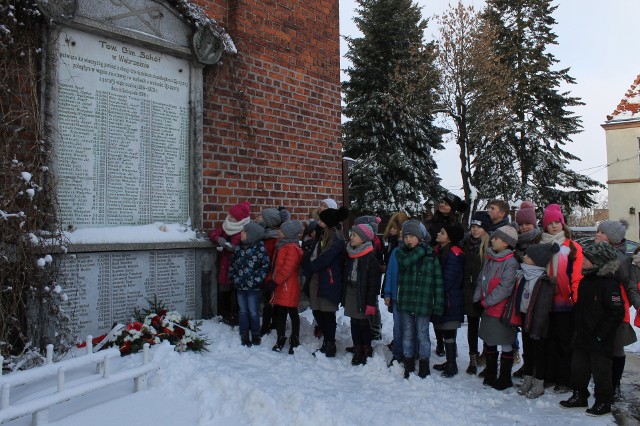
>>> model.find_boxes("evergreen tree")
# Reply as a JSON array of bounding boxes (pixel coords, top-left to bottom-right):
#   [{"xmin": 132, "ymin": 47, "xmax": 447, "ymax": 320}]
[
  {"xmin": 480, "ymin": 0, "xmax": 602, "ymax": 210},
  {"xmin": 342, "ymin": 0, "xmax": 445, "ymax": 216}
]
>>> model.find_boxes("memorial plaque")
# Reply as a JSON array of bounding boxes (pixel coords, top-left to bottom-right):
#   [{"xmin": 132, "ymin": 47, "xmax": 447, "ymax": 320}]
[
  {"xmin": 54, "ymin": 27, "xmax": 190, "ymax": 228},
  {"xmin": 60, "ymin": 249, "xmax": 197, "ymax": 338}
]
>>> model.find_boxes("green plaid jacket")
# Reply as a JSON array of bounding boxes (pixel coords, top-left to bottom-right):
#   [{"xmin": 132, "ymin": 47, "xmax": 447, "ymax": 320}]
[{"xmin": 395, "ymin": 244, "xmax": 444, "ymax": 317}]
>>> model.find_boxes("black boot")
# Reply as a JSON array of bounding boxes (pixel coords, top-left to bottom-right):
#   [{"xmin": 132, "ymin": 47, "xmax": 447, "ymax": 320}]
[
  {"xmin": 435, "ymin": 335, "xmax": 445, "ymax": 357},
  {"xmin": 418, "ymin": 358, "xmax": 430, "ymax": 378},
  {"xmin": 288, "ymin": 336, "xmax": 299, "ymax": 355},
  {"xmin": 586, "ymin": 401, "xmax": 612, "ymax": 416},
  {"xmin": 346, "ymin": 345, "xmax": 356, "ymax": 353},
  {"xmin": 482, "ymin": 349, "xmax": 498, "ymax": 387},
  {"xmin": 442, "ymin": 342, "xmax": 458, "ymax": 378},
  {"xmin": 403, "ymin": 357, "xmax": 415, "ymax": 379},
  {"xmin": 559, "ymin": 389, "xmax": 590, "ymax": 408},
  {"xmin": 240, "ymin": 332, "xmax": 252, "ymax": 347},
  {"xmin": 466, "ymin": 352, "xmax": 479, "ymax": 375},
  {"xmin": 351, "ymin": 345, "xmax": 365, "ymax": 366},
  {"xmin": 433, "ymin": 360, "xmax": 448, "ymax": 372},
  {"xmin": 612, "ymin": 356, "xmax": 625, "ymax": 401},
  {"xmin": 324, "ymin": 340, "xmax": 337, "ymax": 357},
  {"xmin": 251, "ymin": 334, "xmax": 261, "ymax": 346},
  {"xmin": 272, "ymin": 336, "xmax": 287, "ymax": 352},
  {"xmin": 492, "ymin": 351, "xmax": 514, "ymax": 390}
]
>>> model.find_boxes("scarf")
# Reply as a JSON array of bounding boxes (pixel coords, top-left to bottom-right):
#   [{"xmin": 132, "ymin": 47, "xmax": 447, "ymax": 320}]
[
  {"xmin": 517, "ymin": 263, "xmax": 546, "ymax": 313},
  {"xmin": 518, "ymin": 228, "xmax": 541, "ymax": 244},
  {"xmin": 264, "ymin": 228, "xmax": 279, "ymax": 240},
  {"xmin": 276, "ymin": 237, "xmax": 298, "ymax": 248},
  {"xmin": 540, "ymin": 231, "xmax": 566, "ymax": 277},
  {"xmin": 346, "ymin": 241, "xmax": 373, "ymax": 258},
  {"xmin": 222, "ymin": 215, "xmax": 250, "ymax": 236}
]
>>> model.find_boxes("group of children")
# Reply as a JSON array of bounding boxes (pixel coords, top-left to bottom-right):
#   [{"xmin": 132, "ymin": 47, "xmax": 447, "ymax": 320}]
[{"xmin": 209, "ymin": 196, "xmax": 640, "ymax": 418}]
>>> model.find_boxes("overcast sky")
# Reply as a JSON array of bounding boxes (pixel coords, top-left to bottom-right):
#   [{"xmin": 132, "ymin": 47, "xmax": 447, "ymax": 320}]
[{"xmin": 339, "ymin": 0, "xmax": 640, "ymax": 196}]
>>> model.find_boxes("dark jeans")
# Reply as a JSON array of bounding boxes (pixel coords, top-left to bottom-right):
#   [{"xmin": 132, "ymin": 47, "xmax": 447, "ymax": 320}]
[
  {"xmin": 570, "ymin": 348, "xmax": 613, "ymax": 404},
  {"xmin": 316, "ymin": 311, "xmax": 336, "ymax": 341},
  {"xmin": 521, "ymin": 327, "xmax": 546, "ymax": 380},
  {"xmin": 273, "ymin": 305, "xmax": 300, "ymax": 339},
  {"xmin": 237, "ymin": 289, "xmax": 260, "ymax": 336},
  {"xmin": 545, "ymin": 311, "xmax": 574, "ymax": 386},
  {"xmin": 467, "ymin": 316, "xmax": 480, "ymax": 354}
]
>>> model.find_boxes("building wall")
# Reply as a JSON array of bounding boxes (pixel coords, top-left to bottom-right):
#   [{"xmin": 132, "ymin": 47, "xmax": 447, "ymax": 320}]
[
  {"xmin": 603, "ymin": 120, "xmax": 640, "ymax": 241},
  {"xmin": 197, "ymin": 0, "xmax": 343, "ymax": 228}
]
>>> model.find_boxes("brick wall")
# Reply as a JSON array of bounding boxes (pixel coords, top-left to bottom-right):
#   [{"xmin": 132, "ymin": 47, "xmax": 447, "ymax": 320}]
[{"xmin": 196, "ymin": 0, "xmax": 343, "ymax": 229}]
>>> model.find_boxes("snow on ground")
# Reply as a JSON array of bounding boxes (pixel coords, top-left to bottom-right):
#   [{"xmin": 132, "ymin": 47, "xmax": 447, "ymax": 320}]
[{"xmin": 6, "ymin": 303, "xmax": 632, "ymax": 426}]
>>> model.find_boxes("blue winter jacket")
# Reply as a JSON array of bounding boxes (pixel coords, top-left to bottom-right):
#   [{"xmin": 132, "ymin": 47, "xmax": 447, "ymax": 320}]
[
  {"xmin": 229, "ymin": 241, "xmax": 270, "ymax": 290},
  {"xmin": 432, "ymin": 244, "xmax": 465, "ymax": 324},
  {"xmin": 305, "ymin": 236, "xmax": 346, "ymax": 306},
  {"xmin": 383, "ymin": 247, "xmax": 399, "ymax": 301}
]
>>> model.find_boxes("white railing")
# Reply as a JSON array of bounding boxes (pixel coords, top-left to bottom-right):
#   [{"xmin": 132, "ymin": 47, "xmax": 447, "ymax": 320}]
[{"xmin": 0, "ymin": 337, "xmax": 158, "ymax": 425}]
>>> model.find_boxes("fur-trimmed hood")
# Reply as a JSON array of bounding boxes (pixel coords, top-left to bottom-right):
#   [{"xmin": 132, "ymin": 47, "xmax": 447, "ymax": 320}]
[{"xmin": 583, "ymin": 259, "xmax": 619, "ymax": 277}]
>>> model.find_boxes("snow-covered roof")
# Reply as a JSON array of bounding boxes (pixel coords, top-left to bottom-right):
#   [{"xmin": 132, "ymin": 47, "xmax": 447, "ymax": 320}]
[{"xmin": 606, "ymin": 74, "xmax": 640, "ymax": 122}]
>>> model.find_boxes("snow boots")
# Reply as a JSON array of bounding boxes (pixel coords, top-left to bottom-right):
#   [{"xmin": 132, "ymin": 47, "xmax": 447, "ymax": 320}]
[
  {"xmin": 240, "ymin": 331, "xmax": 252, "ymax": 347},
  {"xmin": 288, "ymin": 336, "xmax": 299, "ymax": 355},
  {"xmin": 272, "ymin": 336, "xmax": 287, "ymax": 352},
  {"xmin": 441, "ymin": 342, "xmax": 458, "ymax": 378},
  {"xmin": 403, "ymin": 357, "xmax": 415, "ymax": 379},
  {"xmin": 351, "ymin": 345, "xmax": 367, "ymax": 366},
  {"xmin": 559, "ymin": 389, "xmax": 590, "ymax": 408},
  {"xmin": 482, "ymin": 348, "xmax": 498, "ymax": 387},
  {"xmin": 417, "ymin": 358, "xmax": 430, "ymax": 379},
  {"xmin": 586, "ymin": 401, "xmax": 612, "ymax": 416},
  {"xmin": 526, "ymin": 378, "xmax": 545, "ymax": 399},
  {"xmin": 518, "ymin": 375, "xmax": 534, "ymax": 395},
  {"xmin": 492, "ymin": 351, "xmax": 514, "ymax": 390},
  {"xmin": 466, "ymin": 352, "xmax": 479, "ymax": 375},
  {"xmin": 324, "ymin": 340, "xmax": 336, "ymax": 357}
]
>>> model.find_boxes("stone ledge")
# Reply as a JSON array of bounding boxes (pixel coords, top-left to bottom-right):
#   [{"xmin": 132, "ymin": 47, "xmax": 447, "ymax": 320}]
[{"xmin": 67, "ymin": 239, "xmax": 214, "ymax": 253}]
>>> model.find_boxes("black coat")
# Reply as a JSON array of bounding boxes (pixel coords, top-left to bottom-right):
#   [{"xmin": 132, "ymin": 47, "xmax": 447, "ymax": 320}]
[
  {"xmin": 573, "ymin": 271, "xmax": 625, "ymax": 354},
  {"xmin": 516, "ymin": 273, "xmax": 555, "ymax": 339},
  {"xmin": 463, "ymin": 237, "xmax": 484, "ymax": 317},
  {"xmin": 343, "ymin": 250, "xmax": 381, "ymax": 313}
]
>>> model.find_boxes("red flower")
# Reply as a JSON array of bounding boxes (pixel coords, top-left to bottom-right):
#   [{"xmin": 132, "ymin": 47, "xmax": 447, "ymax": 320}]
[
  {"xmin": 128, "ymin": 322, "xmax": 144, "ymax": 331},
  {"xmin": 151, "ymin": 316, "xmax": 162, "ymax": 327},
  {"xmin": 173, "ymin": 326, "xmax": 185, "ymax": 338},
  {"xmin": 158, "ymin": 309, "xmax": 168, "ymax": 316}
]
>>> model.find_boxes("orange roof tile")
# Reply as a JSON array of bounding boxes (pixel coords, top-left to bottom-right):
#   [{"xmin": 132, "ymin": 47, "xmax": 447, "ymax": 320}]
[{"xmin": 607, "ymin": 74, "xmax": 640, "ymax": 121}]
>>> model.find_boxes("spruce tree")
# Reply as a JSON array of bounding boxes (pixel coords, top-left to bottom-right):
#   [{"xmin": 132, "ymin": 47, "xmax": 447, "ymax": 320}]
[
  {"xmin": 480, "ymin": 0, "xmax": 602, "ymax": 209},
  {"xmin": 342, "ymin": 0, "xmax": 445, "ymax": 216}
]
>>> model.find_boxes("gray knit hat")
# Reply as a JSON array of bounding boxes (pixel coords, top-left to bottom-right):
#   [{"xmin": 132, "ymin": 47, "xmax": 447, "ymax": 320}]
[
  {"xmin": 261, "ymin": 208, "xmax": 282, "ymax": 228},
  {"xmin": 355, "ymin": 215, "xmax": 382, "ymax": 233},
  {"xmin": 243, "ymin": 222, "xmax": 265, "ymax": 245},
  {"xmin": 597, "ymin": 220, "xmax": 628, "ymax": 245},
  {"xmin": 493, "ymin": 225, "xmax": 518, "ymax": 249},
  {"xmin": 525, "ymin": 243, "xmax": 560, "ymax": 267},
  {"xmin": 402, "ymin": 219, "xmax": 429, "ymax": 242},
  {"xmin": 280, "ymin": 219, "xmax": 302, "ymax": 240}
]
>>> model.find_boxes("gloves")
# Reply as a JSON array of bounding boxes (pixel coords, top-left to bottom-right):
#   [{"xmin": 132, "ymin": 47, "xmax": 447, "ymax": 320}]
[
  {"xmin": 216, "ymin": 237, "xmax": 227, "ymax": 247},
  {"xmin": 365, "ymin": 305, "xmax": 377, "ymax": 316},
  {"xmin": 473, "ymin": 301, "xmax": 484, "ymax": 313},
  {"xmin": 223, "ymin": 242, "xmax": 235, "ymax": 252}
]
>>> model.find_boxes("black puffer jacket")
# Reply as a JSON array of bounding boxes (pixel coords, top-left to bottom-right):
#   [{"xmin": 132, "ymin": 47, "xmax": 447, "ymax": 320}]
[{"xmin": 573, "ymin": 263, "xmax": 625, "ymax": 354}]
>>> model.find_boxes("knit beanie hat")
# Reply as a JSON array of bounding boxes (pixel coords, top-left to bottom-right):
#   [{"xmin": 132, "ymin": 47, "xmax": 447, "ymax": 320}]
[
  {"xmin": 516, "ymin": 201, "xmax": 537, "ymax": 226},
  {"xmin": 583, "ymin": 241, "xmax": 618, "ymax": 270},
  {"xmin": 261, "ymin": 208, "xmax": 282, "ymax": 228},
  {"xmin": 442, "ymin": 193, "xmax": 469, "ymax": 214},
  {"xmin": 402, "ymin": 219, "xmax": 429, "ymax": 242},
  {"xmin": 542, "ymin": 204, "xmax": 565, "ymax": 229},
  {"xmin": 493, "ymin": 225, "xmax": 518, "ymax": 249},
  {"xmin": 470, "ymin": 211, "xmax": 491, "ymax": 233},
  {"xmin": 321, "ymin": 198, "xmax": 338, "ymax": 210},
  {"xmin": 243, "ymin": 222, "xmax": 265, "ymax": 245},
  {"xmin": 229, "ymin": 202, "xmax": 251, "ymax": 221},
  {"xmin": 352, "ymin": 224, "xmax": 374, "ymax": 242},
  {"xmin": 597, "ymin": 220, "xmax": 628, "ymax": 245},
  {"xmin": 525, "ymin": 243, "xmax": 560, "ymax": 267},
  {"xmin": 442, "ymin": 223, "xmax": 465, "ymax": 245},
  {"xmin": 319, "ymin": 206, "xmax": 349, "ymax": 228},
  {"xmin": 355, "ymin": 215, "xmax": 382, "ymax": 233},
  {"xmin": 278, "ymin": 208, "xmax": 291, "ymax": 224},
  {"xmin": 280, "ymin": 219, "xmax": 302, "ymax": 240}
]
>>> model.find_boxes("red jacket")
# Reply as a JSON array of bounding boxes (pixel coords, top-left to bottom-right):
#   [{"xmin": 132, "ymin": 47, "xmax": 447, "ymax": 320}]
[
  {"xmin": 548, "ymin": 239, "xmax": 583, "ymax": 311},
  {"xmin": 268, "ymin": 243, "xmax": 304, "ymax": 308}
]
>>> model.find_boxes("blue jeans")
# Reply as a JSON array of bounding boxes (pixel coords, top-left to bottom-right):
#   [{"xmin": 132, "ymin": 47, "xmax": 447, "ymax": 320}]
[
  {"xmin": 237, "ymin": 289, "xmax": 261, "ymax": 336},
  {"xmin": 401, "ymin": 312, "xmax": 431, "ymax": 360},
  {"xmin": 392, "ymin": 302, "xmax": 404, "ymax": 359}
]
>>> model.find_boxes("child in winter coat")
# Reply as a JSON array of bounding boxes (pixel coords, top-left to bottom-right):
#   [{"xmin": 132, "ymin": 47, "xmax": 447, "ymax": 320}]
[
  {"xmin": 267, "ymin": 220, "xmax": 304, "ymax": 354},
  {"xmin": 257, "ymin": 207, "xmax": 284, "ymax": 336},
  {"xmin": 432, "ymin": 224, "xmax": 465, "ymax": 378},
  {"xmin": 540, "ymin": 203, "xmax": 583, "ymax": 394},
  {"xmin": 383, "ymin": 211, "xmax": 409, "ymax": 267},
  {"xmin": 510, "ymin": 243, "xmax": 559, "ymax": 399},
  {"xmin": 514, "ymin": 201, "xmax": 542, "ymax": 263},
  {"xmin": 229, "ymin": 222, "xmax": 270, "ymax": 347},
  {"xmin": 303, "ymin": 206, "xmax": 348, "ymax": 357},
  {"xmin": 208, "ymin": 201, "xmax": 252, "ymax": 326},
  {"xmin": 396, "ymin": 220, "xmax": 444, "ymax": 379},
  {"xmin": 559, "ymin": 242, "xmax": 624, "ymax": 417},
  {"xmin": 344, "ymin": 224, "xmax": 381, "ymax": 365},
  {"xmin": 594, "ymin": 220, "xmax": 640, "ymax": 400},
  {"xmin": 463, "ymin": 211, "xmax": 491, "ymax": 374},
  {"xmin": 473, "ymin": 225, "xmax": 520, "ymax": 390}
]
